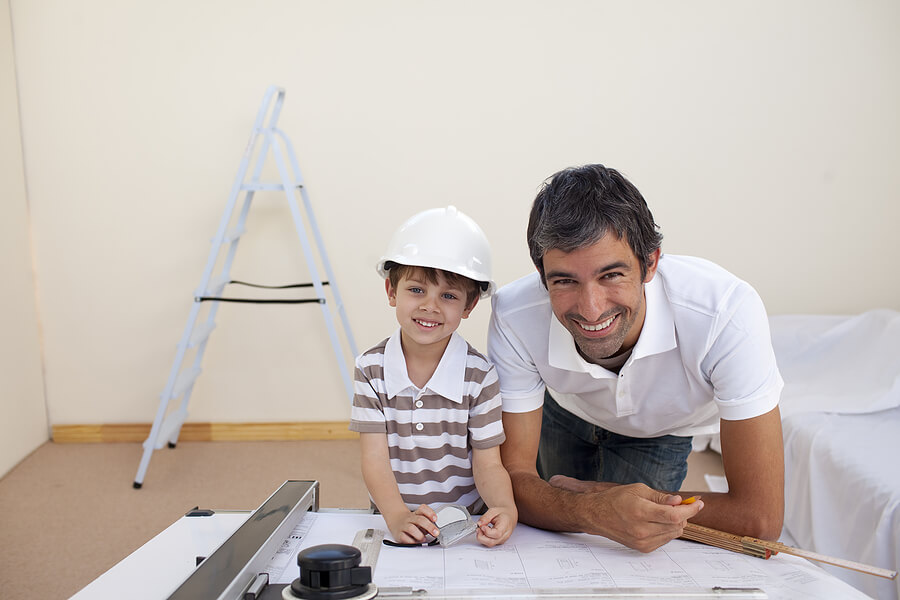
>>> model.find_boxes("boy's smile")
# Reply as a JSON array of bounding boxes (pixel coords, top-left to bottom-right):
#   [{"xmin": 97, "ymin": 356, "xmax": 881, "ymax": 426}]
[{"xmin": 387, "ymin": 269, "xmax": 477, "ymax": 356}]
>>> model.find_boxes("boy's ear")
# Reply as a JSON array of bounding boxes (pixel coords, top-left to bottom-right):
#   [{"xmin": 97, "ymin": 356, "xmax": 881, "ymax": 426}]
[
  {"xmin": 462, "ymin": 295, "xmax": 479, "ymax": 319},
  {"xmin": 385, "ymin": 278, "xmax": 397, "ymax": 307}
]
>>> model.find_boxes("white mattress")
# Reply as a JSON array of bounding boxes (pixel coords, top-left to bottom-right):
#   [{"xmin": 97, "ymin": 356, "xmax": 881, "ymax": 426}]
[
  {"xmin": 783, "ymin": 407, "xmax": 900, "ymax": 600},
  {"xmin": 774, "ymin": 311, "xmax": 900, "ymax": 600},
  {"xmin": 700, "ymin": 310, "xmax": 900, "ymax": 599}
]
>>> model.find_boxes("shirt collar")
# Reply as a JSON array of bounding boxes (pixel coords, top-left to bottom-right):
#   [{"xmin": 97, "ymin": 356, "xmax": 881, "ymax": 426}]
[
  {"xmin": 547, "ymin": 274, "xmax": 676, "ymax": 374},
  {"xmin": 383, "ymin": 329, "xmax": 467, "ymax": 402},
  {"xmin": 633, "ymin": 272, "xmax": 677, "ymax": 359}
]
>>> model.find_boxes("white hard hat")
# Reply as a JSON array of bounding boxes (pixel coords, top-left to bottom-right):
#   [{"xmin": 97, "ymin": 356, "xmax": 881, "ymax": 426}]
[{"xmin": 376, "ymin": 206, "xmax": 495, "ymax": 298}]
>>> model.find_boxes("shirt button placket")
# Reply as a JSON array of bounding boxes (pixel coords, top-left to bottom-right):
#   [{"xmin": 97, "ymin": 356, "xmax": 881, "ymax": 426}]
[
  {"xmin": 413, "ymin": 392, "xmax": 424, "ymax": 433},
  {"xmin": 616, "ymin": 370, "xmax": 633, "ymax": 416}
]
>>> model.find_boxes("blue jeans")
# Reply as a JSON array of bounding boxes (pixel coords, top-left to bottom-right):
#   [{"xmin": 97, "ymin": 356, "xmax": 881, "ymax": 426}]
[{"xmin": 537, "ymin": 390, "xmax": 693, "ymax": 492}]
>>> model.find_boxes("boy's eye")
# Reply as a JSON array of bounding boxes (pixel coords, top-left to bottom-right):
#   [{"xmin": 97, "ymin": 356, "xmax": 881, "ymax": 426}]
[
  {"xmin": 408, "ymin": 287, "xmax": 423, "ymax": 294},
  {"xmin": 442, "ymin": 292, "xmax": 459, "ymax": 301}
]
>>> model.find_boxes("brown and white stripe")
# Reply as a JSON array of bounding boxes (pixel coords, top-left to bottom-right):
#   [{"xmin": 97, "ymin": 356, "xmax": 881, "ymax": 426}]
[{"xmin": 350, "ymin": 333, "xmax": 504, "ymax": 513}]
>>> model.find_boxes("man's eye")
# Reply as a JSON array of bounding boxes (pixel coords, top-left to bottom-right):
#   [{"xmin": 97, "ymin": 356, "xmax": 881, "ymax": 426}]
[
  {"xmin": 602, "ymin": 272, "xmax": 623, "ymax": 280},
  {"xmin": 550, "ymin": 278, "xmax": 575, "ymax": 286}
]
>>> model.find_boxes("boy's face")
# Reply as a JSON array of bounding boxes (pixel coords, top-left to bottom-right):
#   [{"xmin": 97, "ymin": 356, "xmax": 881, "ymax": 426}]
[{"xmin": 386, "ymin": 268, "xmax": 478, "ymax": 354}]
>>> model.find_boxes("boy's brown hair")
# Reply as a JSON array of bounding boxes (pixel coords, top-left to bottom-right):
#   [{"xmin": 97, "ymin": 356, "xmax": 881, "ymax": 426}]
[{"xmin": 386, "ymin": 263, "xmax": 481, "ymax": 308}]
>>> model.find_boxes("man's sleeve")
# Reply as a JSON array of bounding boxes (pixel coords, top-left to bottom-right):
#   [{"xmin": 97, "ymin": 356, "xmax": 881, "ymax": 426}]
[
  {"xmin": 487, "ymin": 302, "xmax": 546, "ymax": 413},
  {"xmin": 704, "ymin": 283, "xmax": 783, "ymax": 420}
]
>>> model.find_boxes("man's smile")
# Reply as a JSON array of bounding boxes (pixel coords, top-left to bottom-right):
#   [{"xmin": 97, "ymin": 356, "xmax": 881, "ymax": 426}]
[{"xmin": 577, "ymin": 314, "xmax": 617, "ymax": 333}]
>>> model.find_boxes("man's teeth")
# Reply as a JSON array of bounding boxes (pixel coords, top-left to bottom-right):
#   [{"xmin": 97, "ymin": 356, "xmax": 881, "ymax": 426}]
[
  {"xmin": 415, "ymin": 319, "xmax": 438, "ymax": 328},
  {"xmin": 581, "ymin": 315, "xmax": 615, "ymax": 332}
]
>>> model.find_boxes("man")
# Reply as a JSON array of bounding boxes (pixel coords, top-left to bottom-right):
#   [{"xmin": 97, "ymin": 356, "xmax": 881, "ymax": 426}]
[{"xmin": 488, "ymin": 164, "xmax": 784, "ymax": 552}]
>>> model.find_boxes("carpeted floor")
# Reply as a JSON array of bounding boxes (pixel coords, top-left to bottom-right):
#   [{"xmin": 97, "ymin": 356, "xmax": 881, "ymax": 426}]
[{"xmin": 0, "ymin": 440, "xmax": 723, "ymax": 599}]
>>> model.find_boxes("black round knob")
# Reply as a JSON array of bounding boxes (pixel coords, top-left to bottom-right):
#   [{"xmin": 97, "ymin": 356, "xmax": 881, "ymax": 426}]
[{"xmin": 290, "ymin": 544, "xmax": 373, "ymax": 599}]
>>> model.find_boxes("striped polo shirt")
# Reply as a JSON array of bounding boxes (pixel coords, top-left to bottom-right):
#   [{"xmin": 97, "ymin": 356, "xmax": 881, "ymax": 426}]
[{"xmin": 349, "ymin": 330, "xmax": 505, "ymax": 513}]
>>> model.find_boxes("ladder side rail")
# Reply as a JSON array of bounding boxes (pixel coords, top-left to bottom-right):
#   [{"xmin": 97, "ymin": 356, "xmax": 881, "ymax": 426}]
[
  {"xmin": 142, "ymin": 93, "xmax": 278, "ymax": 459},
  {"xmin": 270, "ymin": 132, "xmax": 355, "ymax": 401},
  {"xmin": 167, "ymin": 132, "xmax": 276, "ymax": 446},
  {"xmin": 264, "ymin": 87, "xmax": 287, "ymax": 132},
  {"xmin": 134, "ymin": 300, "xmax": 206, "ymax": 486},
  {"xmin": 278, "ymin": 129, "xmax": 359, "ymax": 358},
  {"xmin": 195, "ymin": 124, "xmax": 274, "ymax": 301},
  {"xmin": 193, "ymin": 87, "xmax": 280, "ymax": 296},
  {"xmin": 165, "ymin": 186, "xmax": 259, "ymax": 447}
]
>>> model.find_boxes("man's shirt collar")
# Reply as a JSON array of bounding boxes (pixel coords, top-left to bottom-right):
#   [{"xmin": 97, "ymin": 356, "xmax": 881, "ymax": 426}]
[{"xmin": 548, "ymin": 275, "xmax": 676, "ymax": 375}]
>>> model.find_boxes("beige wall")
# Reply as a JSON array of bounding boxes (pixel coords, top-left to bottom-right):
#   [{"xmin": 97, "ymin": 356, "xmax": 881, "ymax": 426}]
[
  {"xmin": 5, "ymin": 1, "xmax": 899, "ymax": 433},
  {"xmin": 1, "ymin": 0, "xmax": 47, "ymax": 477}
]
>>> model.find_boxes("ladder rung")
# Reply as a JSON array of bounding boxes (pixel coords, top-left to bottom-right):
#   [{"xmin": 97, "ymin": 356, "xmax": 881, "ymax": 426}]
[
  {"xmin": 167, "ymin": 367, "xmax": 202, "ymax": 400},
  {"xmin": 223, "ymin": 225, "xmax": 246, "ymax": 244},
  {"xmin": 199, "ymin": 274, "xmax": 229, "ymax": 297},
  {"xmin": 195, "ymin": 297, "xmax": 324, "ymax": 304},
  {"xmin": 188, "ymin": 321, "xmax": 216, "ymax": 348},
  {"xmin": 240, "ymin": 182, "xmax": 302, "ymax": 191},
  {"xmin": 156, "ymin": 408, "xmax": 188, "ymax": 449}
]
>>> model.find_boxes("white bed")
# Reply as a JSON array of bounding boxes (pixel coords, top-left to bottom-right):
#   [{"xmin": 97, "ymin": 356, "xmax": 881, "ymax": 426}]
[
  {"xmin": 770, "ymin": 310, "xmax": 900, "ymax": 600},
  {"xmin": 697, "ymin": 310, "xmax": 900, "ymax": 599}
]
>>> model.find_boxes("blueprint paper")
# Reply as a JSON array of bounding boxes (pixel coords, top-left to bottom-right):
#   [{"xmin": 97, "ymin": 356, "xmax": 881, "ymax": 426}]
[{"xmin": 265, "ymin": 512, "xmax": 870, "ymax": 600}]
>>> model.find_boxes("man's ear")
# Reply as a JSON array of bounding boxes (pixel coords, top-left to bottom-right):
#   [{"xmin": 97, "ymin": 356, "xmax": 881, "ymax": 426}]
[
  {"xmin": 462, "ymin": 295, "xmax": 479, "ymax": 319},
  {"xmin": 644, "ymin": 249, "xmax": 661, "ymax": 283},
  {"xmin": 385, "ymin": 278, "xmax": 397, "ymax": 307}
]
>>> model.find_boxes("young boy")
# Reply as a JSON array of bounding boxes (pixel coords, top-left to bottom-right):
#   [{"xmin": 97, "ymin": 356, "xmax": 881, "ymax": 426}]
[{"xmin": 350, "ymin": 206, "xmax": 517, "ymax": 547}]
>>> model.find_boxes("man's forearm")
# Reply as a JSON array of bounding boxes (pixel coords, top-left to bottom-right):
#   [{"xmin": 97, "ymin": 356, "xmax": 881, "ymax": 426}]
[
  {"xmin": 679, "ymin": 490, "xmax": 783, "ymax": 540},
  {"xmin": 509, "ymin": 470, "xmax": 589, "ymax": 533}
]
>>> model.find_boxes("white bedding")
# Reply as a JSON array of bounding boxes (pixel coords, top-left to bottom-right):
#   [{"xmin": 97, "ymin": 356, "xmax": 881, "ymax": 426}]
[
  {"xmin": 783, "ymin": 407, "xmax": 900, "ymax": 600},
  {"xmin": 700, "ymin": 310, "xmax": 900, "ymax": 599}
]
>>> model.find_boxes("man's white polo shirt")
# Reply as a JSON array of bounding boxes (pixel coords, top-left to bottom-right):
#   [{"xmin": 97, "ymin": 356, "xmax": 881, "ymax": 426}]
[{"xmin": 487, "ymin": 254, "xmax": 783, "ymax": 438}]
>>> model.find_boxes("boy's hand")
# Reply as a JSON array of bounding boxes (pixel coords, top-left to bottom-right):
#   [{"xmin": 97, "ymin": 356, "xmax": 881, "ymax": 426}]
[
  {"xmin": 475, "ymin": 506, "xmax": 517, "ymax": 547},
  {"xmin": 386, "ymin": 504, "xmax": 440, "ymax": 544}
]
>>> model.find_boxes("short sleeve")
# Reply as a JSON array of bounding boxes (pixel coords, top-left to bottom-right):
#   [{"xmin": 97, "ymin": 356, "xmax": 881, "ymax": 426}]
[
  {"xmin": 465, "ymin": 361, "xmax": 505, "ymax": 449},
  {"xmin": 704, "ymin": 284, "xmax": 783, "ymax": 420},
  {"xmin": 487, "ymin": 298, "xmax": 547, "ymax": 413},
  {"xmin": 349, "ymin": 355, "xmax": 387, "ymax": 434}
]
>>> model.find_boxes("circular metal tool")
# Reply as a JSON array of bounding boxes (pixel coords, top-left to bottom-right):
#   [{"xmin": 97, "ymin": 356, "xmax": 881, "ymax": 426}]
[{"xmin": 282, "ymin": 544, "xmax": 377, "ymax": 600}]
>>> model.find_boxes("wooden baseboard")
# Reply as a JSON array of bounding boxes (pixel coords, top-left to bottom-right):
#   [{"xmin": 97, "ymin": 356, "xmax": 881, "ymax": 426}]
[{"xmin": 51, "ymin": 422, "xmax": 357, "ymax": 443}]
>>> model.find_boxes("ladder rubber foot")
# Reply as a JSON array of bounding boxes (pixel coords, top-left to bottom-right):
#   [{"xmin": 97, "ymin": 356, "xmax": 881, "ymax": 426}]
[
  {"xmin": 133, "ymin": 481, "xmax": 143, "ymax": 489},
  {"xmin": 168, "ymin": 442, "xmax": 176, "ymax": 448}
]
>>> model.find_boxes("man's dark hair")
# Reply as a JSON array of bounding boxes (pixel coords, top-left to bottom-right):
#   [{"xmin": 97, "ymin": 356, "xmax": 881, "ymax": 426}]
[{"xmin": 527, "ymin": 164, "xmax": 663, "ymax": 282}]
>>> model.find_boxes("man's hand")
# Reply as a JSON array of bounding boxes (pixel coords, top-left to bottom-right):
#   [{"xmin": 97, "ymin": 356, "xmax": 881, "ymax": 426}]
[
  {"xmin": 549, "ymin": 474, "xmax": 703, "ymax": 551},
  {"xmin": 501, "ymin": 409, "xmax": 704, "ymax": 552},
  {"xmin": 579, "ymin": 483, "xmax": 703, "ymax": 552},
  {"xmin": 384, "ymin": 504, "xmax": 440, "ymax": 544}
]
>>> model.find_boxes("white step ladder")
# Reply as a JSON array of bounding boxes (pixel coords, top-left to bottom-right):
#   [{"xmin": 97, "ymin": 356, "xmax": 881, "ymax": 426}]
[{"xmin": 133, "ymin": 86, "xmax": 358, "ymax": 488}]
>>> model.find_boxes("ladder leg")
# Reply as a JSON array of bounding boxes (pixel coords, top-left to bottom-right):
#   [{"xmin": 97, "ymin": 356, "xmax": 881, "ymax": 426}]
[{"xmin": 281, "ymin": 132, "xmax": 359, "ymax": 358}]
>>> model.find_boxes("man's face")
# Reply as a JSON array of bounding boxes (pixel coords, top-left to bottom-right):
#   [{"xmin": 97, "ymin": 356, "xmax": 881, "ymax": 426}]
[{"xmin": 542, "ymin": 234, "xmax": 659, "ymax": 363}]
